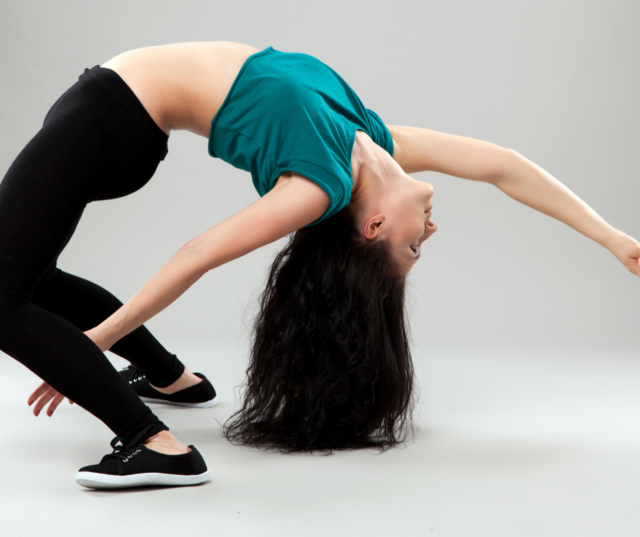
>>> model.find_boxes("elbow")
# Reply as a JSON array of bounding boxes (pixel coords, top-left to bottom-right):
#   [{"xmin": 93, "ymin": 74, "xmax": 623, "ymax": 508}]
[
  {"xmin": 491, "ymin": 147, "xmax": 520, "ymax": 186},
  {"xmin": 180, "ymin": 237, "xmax": 200, "ymax": 251},
  {"xmin": 177, "ymin": 240, "xmax": 215, "ymax": 275}
]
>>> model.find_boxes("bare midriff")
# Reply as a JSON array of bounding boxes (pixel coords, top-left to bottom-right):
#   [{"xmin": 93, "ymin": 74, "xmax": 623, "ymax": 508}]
[{"xmin": 101, "ymin": 41, "xmax": 260, "ymax": 137}]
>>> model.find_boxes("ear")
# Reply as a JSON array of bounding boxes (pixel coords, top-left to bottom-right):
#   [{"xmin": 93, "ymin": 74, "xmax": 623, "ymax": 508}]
[{"xmin": 363, "ymin": 214, "xmax": 386, "ymax": 240}]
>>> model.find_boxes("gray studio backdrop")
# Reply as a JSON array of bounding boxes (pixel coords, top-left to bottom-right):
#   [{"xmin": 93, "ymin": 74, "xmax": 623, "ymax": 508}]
[{"xmin": 1, "ymin": 0, "xmax": 638, "ymax": 359}]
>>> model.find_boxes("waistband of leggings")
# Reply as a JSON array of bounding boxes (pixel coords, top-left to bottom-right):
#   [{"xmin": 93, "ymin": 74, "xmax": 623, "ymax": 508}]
[{"xmin": 78, "ymin": 65, "xmax": 169, "ymax": 160}]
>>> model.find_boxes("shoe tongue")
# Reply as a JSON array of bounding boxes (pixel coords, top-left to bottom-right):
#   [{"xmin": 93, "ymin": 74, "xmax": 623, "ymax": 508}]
[{"xmin": 110, "ymin": 436, "xmax": 126, "ymax": 450}]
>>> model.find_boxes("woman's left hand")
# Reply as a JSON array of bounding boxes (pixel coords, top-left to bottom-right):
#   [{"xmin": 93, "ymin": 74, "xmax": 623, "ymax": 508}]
[
  {"xmin": 606, "ymin": 231, "xmax": 640, "ymax": 277},
  {"xmin": 26, "ymin": 329, "xmax": 110, "ymax": 417},
  {"xmin": 27, "ymin": 381, "xmax": 72, "ymax": 417}
]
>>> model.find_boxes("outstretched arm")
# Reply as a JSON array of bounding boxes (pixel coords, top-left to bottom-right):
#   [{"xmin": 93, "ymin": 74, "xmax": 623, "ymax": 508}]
[
  {"xmin": 85, "ymin": 173, "xmax": 330, "ymax": 351},
  {"xmin": 388, "ymin": 125, "xmax": 640, "ymax": 277}
]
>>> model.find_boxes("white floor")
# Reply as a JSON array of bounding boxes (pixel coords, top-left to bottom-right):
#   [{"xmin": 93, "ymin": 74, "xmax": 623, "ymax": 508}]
[{"xmin": 2, "ymin": 343, "xmax": 640, "ymax": 536}]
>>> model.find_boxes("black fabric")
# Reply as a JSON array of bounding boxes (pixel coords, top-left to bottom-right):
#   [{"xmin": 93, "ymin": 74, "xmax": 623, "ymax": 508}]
[
  {"xmin": 116, "ymin": 423, "xmax": 170, "ymax": 450},
  {"xmin": 79, "ymin": 443, "xmax": 208, "ymax": 477},
  {"xmin": 0, "ymin": 66, "xmax": 182, "ymax": 443},
  {"xmin": 117, "ymin": 415, "xmax": 170, "ymax": 449},
  {"xmin": 120, "ymin": 366, "xmax": 217, "ymax": 404}
]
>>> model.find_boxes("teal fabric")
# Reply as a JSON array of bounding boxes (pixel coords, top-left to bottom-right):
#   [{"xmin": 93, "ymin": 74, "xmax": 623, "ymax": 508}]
[{"xmin": 208, "ymin": 46, "xmax": 394, "ymax": 224}]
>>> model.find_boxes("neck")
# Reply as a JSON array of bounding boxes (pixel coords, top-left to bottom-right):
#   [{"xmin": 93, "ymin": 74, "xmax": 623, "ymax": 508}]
[
  {"xmin": 350, "ymin": 131, "xmax": 392, "ymax": 207},
  {"xmin": 350, "ymin": 132, "xmax": 364, "ymax": 195}
]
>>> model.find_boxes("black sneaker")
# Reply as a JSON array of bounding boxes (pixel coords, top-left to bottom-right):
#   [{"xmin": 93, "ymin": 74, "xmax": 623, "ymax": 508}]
[
  {"xmin": 119, "ymin": 365, "xmax": 218, "ymax": 408},
  {"xmin": 76, "ymin": 437, "xmax": 210, "ymax": 489}
]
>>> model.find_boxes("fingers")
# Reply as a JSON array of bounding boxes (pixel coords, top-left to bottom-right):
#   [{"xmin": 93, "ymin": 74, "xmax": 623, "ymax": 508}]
[
  {"xmin": 625, "ymin": 257, "xmax": 640, "ymax": 277},
  {"xmin": 46, "ymin": 392, "xmax": 66, "ymax": 417},
  {"xmin": 32, "ymin": 388, "xmax": 58, "ymax": 417},
  {"xmin": 27, "ymin": 381, "xmax": 52, "ymax": 407},
  {"xmin": 28, "ymin": 381, "xmax": 73, "ymax": 417}
]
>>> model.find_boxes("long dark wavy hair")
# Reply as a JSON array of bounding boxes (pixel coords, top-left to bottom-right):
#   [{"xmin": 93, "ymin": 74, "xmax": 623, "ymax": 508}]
[{"xmin": 223, "ymin": 207, "xmax": 414, "ymax": 453}]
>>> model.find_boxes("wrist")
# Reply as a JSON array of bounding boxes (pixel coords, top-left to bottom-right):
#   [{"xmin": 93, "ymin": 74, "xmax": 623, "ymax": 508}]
[
  {"xmin": 601, "ymin": 228, "xmax": 625, "ymax": 251},
  {"xmin": 85, "ymin": 321, "xmax": 123, "ymax": 352}
]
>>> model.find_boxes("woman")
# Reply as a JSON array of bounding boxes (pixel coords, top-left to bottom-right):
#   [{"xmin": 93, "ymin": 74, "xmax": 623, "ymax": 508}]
[{"xmin": 1, "ymin": 42, "xmax": 638, "ymax": 490}]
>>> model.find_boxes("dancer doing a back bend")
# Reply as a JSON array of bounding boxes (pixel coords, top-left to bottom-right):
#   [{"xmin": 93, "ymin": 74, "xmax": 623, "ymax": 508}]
[{"xmin": 1, "ymin": 42, "xmax": 638, "ymax": 490}]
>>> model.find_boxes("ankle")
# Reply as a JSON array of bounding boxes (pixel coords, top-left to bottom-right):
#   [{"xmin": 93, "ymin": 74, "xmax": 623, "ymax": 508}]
[
  {"xmin": 142, "ymin": 430, "xmax": 191, "ymax": 455},
  {"xmin": 151, "ymin": 367, "xmax": 201, "ymax": 394}
]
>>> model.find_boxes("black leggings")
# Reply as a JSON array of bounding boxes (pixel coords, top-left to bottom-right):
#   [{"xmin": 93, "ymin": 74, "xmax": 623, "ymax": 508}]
[{"xmin": 0, "ymin": 66, "xmax": 184, "ymax": 444}]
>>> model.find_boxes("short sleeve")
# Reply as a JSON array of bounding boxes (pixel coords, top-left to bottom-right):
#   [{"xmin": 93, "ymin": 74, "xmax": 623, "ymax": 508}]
[
  {"xmin": 272, "ymin": 159, "xmax": 351, "ymax": 227},
  {"xmin": 365, "ymin": 108, "xmax": 394, "ymax": 156}
]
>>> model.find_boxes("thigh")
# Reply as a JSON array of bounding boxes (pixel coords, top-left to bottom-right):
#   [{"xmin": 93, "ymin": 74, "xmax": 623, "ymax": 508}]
[
  {"xmin": 0, "ymin": 118, "xmax": 101, "ymax": 295},
  {"xmin": 0, "ymin": 71, "xmax": 166, "ymax": 296}
]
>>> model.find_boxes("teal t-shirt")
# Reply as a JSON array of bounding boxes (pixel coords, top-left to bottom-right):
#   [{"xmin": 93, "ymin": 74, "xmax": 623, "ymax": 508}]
[{"xmin": 208, "ymin": 46, "xmax": 394, "ymax": 224}]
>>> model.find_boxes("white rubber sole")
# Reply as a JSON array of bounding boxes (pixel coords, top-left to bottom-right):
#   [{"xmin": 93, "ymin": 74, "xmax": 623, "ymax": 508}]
[
  {"xmin": 139, "ymin": 395, "xmax": 219, "ymax": 408},
  {"xmin": 76, "ymin": 470, "xmax": 210, "ymax": 490}
]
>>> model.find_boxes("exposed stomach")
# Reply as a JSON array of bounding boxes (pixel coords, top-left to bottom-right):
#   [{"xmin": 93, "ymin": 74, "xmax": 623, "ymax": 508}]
[{"xmin": 102, "ymin": 41, "xmax": 260, "ymax": 136}]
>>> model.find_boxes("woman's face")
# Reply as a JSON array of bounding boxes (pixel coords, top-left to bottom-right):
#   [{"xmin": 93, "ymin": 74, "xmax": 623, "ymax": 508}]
[
  {"xmin": 383, "ymin": 177, "xmax": 437, "ymax": 275},
  {"xmin": 358, "ymin": 173, "xmax": 436, "ymax": 275}
]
